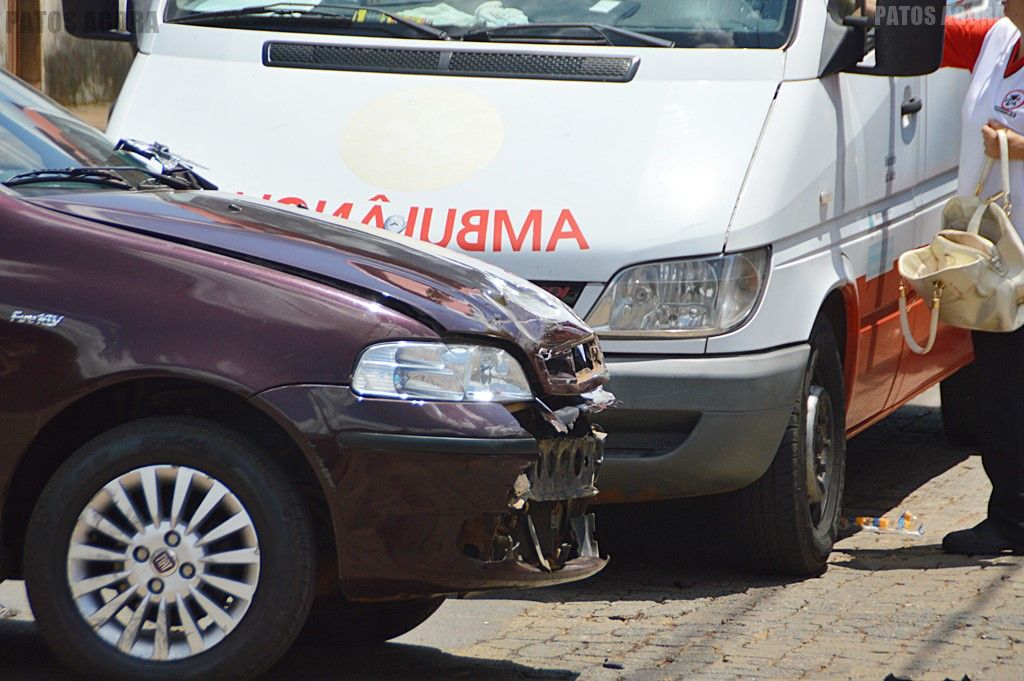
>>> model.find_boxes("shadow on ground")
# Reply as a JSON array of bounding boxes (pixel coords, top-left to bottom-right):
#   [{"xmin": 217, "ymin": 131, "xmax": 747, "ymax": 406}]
[
  {"xmin": 0, "ymin": 616, "xmax": 578, "ymax": 681},
  {"xmin": 834, "ymin": 544, "xmax": 1020, "ymax": 571},
  {"xmin": 483, "ymin": 402, "xmax": 976, "ymax": 604},
  {"xmin": 0, "ymin": 619, "xmax": 63, "ymax": 680},
  {"xmin": 271, "ymin": 640, "xmax": 577, "ymax": 680},
  {"xmin": 843, "ymin": 403, "xmax": 972, "ymax": 516}
]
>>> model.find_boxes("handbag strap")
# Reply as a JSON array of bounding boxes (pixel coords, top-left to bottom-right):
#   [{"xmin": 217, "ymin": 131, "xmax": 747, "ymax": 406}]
[
  {"xmin": 966, "ymin": 201, "xmax": 990, "ymax": 234},
  {"xmin": 975, "ymin": 129, "xmax": 1012, "ymax": 213},
  {"xmin": 899, "ymin": 281, "xmax": 942, "ymax": 355},
  {"xmin": 964, "ymin": 202, "xmax": 1008, "ymax": 253}
]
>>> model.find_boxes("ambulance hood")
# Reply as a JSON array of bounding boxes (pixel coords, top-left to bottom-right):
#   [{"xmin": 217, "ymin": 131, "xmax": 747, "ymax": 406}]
[{"xmin": 109, "ymin": 34, "xmax": 784, "ymax": 282}]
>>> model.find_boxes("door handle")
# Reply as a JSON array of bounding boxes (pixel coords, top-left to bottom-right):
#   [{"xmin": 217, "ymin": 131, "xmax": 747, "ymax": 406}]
[{"xmin": 901, "ymin": 97, "xmax": 923, "ymax": 116}]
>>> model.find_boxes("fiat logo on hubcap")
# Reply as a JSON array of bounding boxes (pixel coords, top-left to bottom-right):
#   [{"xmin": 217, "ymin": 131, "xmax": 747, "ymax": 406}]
[{"xmin": 151, "ymin": 549, "xmax": 178, "ymax": 575}]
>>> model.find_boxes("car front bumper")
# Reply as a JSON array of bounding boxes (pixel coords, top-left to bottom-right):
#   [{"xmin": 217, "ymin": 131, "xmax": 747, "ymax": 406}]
[
  {"xmin": 253, "ymin": 385, "xmax": 607, "ymax": 601},
  {"xmin": 594, "ymin": 344, "xmax": 810, "ymax": 504}
]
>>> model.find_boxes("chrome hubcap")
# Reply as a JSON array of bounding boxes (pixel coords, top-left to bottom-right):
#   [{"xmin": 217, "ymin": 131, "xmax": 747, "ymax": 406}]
[
  {"xmin": 805, "ymin": 385, "xmax": 835, "ymax": 522},
  {"xmin": 67, "ymin": 465, "xmax": 260, "ymax": 661}
]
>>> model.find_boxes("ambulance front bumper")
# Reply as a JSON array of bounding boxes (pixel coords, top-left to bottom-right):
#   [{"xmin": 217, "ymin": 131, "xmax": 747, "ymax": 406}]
[{"xmin": 594, "ymin": 344, "xmax": 810, "ymax": 503}]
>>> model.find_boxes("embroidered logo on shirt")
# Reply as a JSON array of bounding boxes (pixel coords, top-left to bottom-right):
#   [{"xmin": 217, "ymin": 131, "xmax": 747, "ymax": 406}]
[{"xmin": 997, "ymin": 90, "xmax": 1024, "ymax": 117}]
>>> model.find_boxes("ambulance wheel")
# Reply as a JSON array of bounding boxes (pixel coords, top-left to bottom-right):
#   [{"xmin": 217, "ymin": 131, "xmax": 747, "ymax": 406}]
[
  {"xmin": 733, "ymin": 317, "xmax": 847, "ymax": 576},
  {"xmin": 940, "ymin": 363, "xmax": 979, "ymax": 447}
]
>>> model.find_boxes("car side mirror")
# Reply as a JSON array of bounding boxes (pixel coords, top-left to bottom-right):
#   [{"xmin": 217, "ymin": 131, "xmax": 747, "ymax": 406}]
[
  {"xmin": 820, "ymin": 0, "xmax": 946, "ymax": 78},
  {"xmin": 62, "ymin": 0, "xmax": 134, "ymax": 42}
]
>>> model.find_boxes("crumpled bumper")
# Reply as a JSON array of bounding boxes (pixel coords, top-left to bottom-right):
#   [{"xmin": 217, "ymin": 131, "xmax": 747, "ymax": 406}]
[{"xmin": 252, "ymin": 385, "xmax": 608, "ymax": 601}]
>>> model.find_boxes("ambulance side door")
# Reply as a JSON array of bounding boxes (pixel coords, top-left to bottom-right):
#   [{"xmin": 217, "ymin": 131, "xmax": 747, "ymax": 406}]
[
  {"xmin": 833, "ymin": 15, "xmax": 928, "ymax": 428},
  {"xmin": 888, "ymin": 0, "xmax": 997, "ymax": 407}
]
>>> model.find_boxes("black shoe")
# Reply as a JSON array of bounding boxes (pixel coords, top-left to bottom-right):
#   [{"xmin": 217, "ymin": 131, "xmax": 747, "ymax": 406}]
[{"xmin": 942, "ymin": 519, "xmax": 1022, "ymax": 555}]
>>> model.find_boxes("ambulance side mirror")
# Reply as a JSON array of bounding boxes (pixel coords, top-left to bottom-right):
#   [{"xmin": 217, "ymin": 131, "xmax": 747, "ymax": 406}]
[
  {"xmin": 820, "ymin": 0, "xmax": 946, "ymax": 78},
  {"xmin": 62, "ymin": 0, "xmax": 134, "ymax": 42}
]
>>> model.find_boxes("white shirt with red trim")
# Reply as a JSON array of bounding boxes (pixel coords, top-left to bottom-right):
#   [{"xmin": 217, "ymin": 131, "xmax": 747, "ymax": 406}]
[{"xmin": 960, "ymin": 18, "xmax": 1024, "ymax": 223}]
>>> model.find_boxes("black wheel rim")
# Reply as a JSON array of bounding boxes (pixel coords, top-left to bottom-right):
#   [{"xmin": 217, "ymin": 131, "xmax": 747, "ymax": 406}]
[{"xmin": 804, "ymin": 384, "xmax": 836, "ymax": 528}]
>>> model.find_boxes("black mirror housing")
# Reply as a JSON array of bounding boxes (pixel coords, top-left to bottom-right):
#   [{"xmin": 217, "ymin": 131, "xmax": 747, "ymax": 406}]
[
  {"xmin": 862, "ymin": 0, "xmax": 946, "ymax": 76},
  {"xmin": 821, "ymin": 0, "xmax": 946, "ymax": 78},
  {"xmin": 62, "ymin": 0, "xmax": 133, "ymax": 41}
]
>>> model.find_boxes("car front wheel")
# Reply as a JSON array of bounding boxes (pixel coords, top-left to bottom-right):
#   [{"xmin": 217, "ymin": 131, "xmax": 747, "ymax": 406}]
[{"xmin": 24, "ymin": 417, "xmax": 315, "ymax": 681}]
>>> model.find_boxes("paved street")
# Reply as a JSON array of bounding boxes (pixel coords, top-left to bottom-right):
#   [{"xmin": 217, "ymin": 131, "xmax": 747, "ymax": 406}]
[{"xmin": 2, "ymin": 387, "xmax": 1022, "ymax": 680}]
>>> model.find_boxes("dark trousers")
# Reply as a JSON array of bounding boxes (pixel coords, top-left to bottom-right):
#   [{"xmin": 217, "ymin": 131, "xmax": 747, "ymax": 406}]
[{"xmin": 973, "ymin": 327, "xmax": 1024, "ymax": 545}]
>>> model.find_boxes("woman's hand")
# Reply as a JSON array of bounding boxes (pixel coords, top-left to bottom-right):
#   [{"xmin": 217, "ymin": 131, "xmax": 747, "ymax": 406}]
[{"xmin": 982, "ymin": 120, "xmax": 1024, "ymax": 159}]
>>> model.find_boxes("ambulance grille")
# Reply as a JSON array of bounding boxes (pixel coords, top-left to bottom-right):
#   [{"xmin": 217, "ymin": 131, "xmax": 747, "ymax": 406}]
[
  {"xmin": 263, "ymin": 42, "xmax": 639, "ymax": 82},
  {"xmin": 265, "ymin": 43, "xmax": 441, "ymax": 72},
  {"xmin": 449, "ymin": 51, "xmax": 634, "ymax": 81}
]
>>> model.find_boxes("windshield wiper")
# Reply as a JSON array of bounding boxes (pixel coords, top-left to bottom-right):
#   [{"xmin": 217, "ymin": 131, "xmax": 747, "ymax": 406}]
[
  {"xmin": 114, "ymin": 139, "xmax": 217, "ymax": 190},
  {"xmin": 117, "ymin": 166, "xmax": 201, "ymax": 190},
  {"xmin": 4, "ymin": 167, "xmax": 134, "ymax": 189},
  {"xmin": 173, "ymin": 3, "xmax": 450, "ymax": 40},
  {"xmin": 4, "ymin": 165, "xmax": 201, "ymax": 190},
  {"xmin": 459, "ymin": 23, "xmax": 674, "ymax": 48}
]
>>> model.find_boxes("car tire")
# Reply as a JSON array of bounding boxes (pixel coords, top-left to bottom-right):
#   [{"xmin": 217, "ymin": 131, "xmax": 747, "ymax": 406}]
[
  {"xmin": 24, "ymin": 417, "xmax": 315, "ymax": 681},
  {"xmin": 940, "ymin": 363, "xmax": 979, "ymax": 447},
  {"xmin": 731, "ymin": 317, "xmax": 847, "ymax": 576},
  {"xmin": 298, "ymin": 595, "xmax": 444, "ymax": 647}
]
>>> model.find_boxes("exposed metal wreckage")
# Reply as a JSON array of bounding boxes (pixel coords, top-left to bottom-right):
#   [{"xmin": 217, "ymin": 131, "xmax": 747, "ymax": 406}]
[{"xmin": 458, "ymin": 387, "xmax": 614, "ymax": 575}]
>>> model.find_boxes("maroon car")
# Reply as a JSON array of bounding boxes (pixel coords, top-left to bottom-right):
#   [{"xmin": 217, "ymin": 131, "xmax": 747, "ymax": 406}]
[{"xmin": 0, "ymin": 72, "xmax": 611, "ymax": 680}]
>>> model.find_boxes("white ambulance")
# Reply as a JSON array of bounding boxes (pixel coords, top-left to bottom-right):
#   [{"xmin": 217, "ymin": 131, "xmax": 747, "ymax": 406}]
[{"xmin": 70, "ymin": 0, "xmax": 999, "ymax": 574}]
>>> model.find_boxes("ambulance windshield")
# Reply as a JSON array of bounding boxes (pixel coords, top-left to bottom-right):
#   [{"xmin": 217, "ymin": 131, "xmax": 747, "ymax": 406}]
[{"xmin": 166, "ymin": 0, "xmax": 797, "ymax": 49}]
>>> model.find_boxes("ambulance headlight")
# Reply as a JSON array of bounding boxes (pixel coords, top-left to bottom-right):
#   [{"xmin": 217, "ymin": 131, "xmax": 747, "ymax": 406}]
[
  {"xmin": 586, "ymin": 249, "xmax": 769, "ymax": 338},
  {"xmin": 352, "ymin": 342, "xmax": 533, "ymax": 402}
]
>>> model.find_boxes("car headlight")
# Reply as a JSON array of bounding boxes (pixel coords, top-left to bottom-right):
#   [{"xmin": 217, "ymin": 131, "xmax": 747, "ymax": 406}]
[
  {"xmin": 586, "ymin": 248, "xmax": 769, "ymax": 338},
  {"xmin": 352, "ymin": 341, "xmax": 534, "ymax": 402}
]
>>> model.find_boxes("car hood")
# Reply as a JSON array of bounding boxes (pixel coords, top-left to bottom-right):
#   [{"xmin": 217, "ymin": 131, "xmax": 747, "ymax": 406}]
[{"xmin": 27, "ymin": 189, "xmax": 603, "ymax": 391}]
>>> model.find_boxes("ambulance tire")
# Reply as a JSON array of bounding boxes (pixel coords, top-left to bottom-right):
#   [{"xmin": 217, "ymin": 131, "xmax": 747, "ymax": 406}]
[
  {"xmin": 733, "ymin": 318, "xmax": 847, "ymax": 576},
  {"xmin": 940, "ymin": 363, "xmax": 980, "ymax": 447}
]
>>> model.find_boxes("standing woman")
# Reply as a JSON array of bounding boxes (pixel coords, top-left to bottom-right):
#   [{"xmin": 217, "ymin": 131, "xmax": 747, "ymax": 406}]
[
  {"xmin": 866, "ymin": 0, "xmax": 1024, "ymax": 554},
  {"xmin": 939, "ymin": 0, "xmax": 1024, "ymax": 555}
]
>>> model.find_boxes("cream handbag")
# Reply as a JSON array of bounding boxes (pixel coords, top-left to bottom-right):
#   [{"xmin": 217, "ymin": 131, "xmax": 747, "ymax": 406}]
[{"xmin": 898, "ymin": 129, "xmax": 1024, "ymax": 354}]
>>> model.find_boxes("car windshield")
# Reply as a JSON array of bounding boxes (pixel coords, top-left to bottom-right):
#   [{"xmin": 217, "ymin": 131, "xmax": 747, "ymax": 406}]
[
  {"xmin": 0, "ymin": 71, "xmax": 148, "ymax": 191},
  {"xmin": 165, "ymin": 0, "xmax": 797, "ymax": 48}
]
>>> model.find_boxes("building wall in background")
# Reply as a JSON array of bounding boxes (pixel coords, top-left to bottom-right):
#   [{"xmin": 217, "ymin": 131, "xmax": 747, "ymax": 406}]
[
  {"xmin": 1, "ymin": 0, "xmax": 133, "ymax": 106},
  {"xmin": 40, "ymin": 0, "xmax": 133, "ymax": 106},
  {"xmin": 0, "ymin": 20, "xmax": 9, "ymax": 70}
]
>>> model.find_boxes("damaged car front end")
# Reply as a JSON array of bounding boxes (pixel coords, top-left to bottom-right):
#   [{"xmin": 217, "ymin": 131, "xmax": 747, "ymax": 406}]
[
  {"xmin": 196, "ymin": 201, "xmax": 620, "ymax": 599},
  {"xmin": 33, "ymin": 185, "xmax": 616, "ymax": 599},
  {"xmin": 256, "ymin": 308, "xmax": 614, "ymax": 600}
]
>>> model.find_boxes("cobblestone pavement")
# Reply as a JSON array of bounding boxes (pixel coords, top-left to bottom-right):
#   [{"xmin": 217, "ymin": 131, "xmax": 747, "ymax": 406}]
[{"xmin": 2, "ymin": 387, "xmax": 1021, "ymax": 680}]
